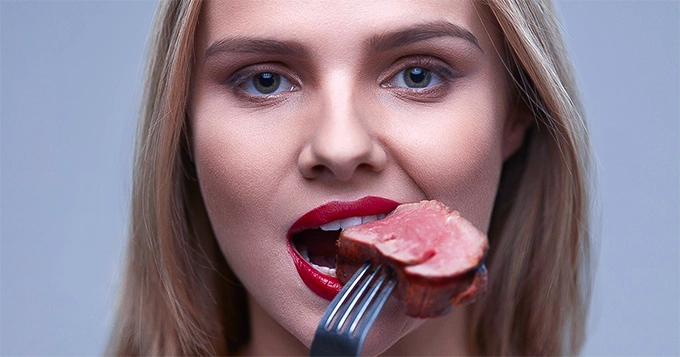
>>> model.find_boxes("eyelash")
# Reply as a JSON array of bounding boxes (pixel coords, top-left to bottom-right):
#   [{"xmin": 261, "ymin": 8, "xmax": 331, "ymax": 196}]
[
  {"xmin": 379, "ymin": 56, "xmax": 457, "ymax": 100},
  {"xmin": 226, "ymin": 56, "xmax": 456, "ymax": 102},
  {"xmin": 226, "ymin": 63, "xmax": 301, "ymax": 103}
]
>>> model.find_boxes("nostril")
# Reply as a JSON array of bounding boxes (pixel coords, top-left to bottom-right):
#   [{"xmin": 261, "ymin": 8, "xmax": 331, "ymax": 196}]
[
  {"xmin": 309, "ymin": 165, "xmax": 331, "ymax": 178},
  {"xmin": 356, "ymin": 162, "xmax": 375, "ymax": 172},
  {"xmin": 297, "ymin": 128, "xmax": 387, "ymax": 181},
  {"xmin": 306, "ymin": 162, "xmax": 379, "ymax": 181}
]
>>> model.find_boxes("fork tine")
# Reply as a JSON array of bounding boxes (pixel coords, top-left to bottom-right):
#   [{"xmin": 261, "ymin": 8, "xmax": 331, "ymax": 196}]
[
  {"xmin": 352, "ymin": 272, "xmax": 396, "ymax": 346},
  {"xmin": 347, "ymin": 267, "xmax": 390, "ymax": 335},
  {"xmin": 310, "ymin": 263, "xmax": 396, "ymax": 357},
  {"xmin": 333, "ymin": 265, "xmax": 382, "ymax": 331},
  {"xmin": 320, "ymin": 263, "xmax": 371, "ymax": 330}
]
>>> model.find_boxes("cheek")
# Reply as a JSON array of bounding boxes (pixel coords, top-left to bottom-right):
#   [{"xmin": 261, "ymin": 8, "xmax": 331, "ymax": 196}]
[
  {"xmin": 189, "ymin": 95, "xmax": 306, "ymax": 226},
  {"xmin": 192, "ymin": 117, "xmax": 284, "ymax": 210},
  {"xmin": 189, "ymin": 107, "xmax": 329, "ymax": 345},
  {"xmin": 386, "ymin": 103, "xmax": 505, "ymax": 232},
  {"xmin": 188, "ymin": 104, "xmax": 297, "ymax": 281}
]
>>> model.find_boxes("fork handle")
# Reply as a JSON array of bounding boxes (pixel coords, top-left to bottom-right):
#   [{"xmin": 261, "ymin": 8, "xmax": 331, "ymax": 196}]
[{"xmin": 310, "ymin": 338, "xmax": 361, "ymax": 356}]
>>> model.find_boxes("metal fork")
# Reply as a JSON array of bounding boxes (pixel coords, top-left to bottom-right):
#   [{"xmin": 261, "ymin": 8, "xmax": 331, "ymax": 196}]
[{"xmin": 309, "ymin": 263, "xmax": 397, "ymax": 357}]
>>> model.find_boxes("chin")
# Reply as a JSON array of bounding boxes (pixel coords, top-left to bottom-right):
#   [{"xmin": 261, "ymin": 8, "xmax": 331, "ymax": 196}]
[
  {"xmin": 287, "ymin": 293, "xmax": 422, "ymax": 356},
  {"xmin": 248, "ymin": 273, "xmax": 422, "ymax": 355},
  {"xmin": 360, "ymin": 299, "xmax": 424, "ymax": 356}
]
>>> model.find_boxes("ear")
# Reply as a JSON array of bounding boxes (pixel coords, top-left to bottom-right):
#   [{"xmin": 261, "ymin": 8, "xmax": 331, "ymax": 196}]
[{"xmin": 502, "ymin": 94, "xmax": 533, "ymax": 161}]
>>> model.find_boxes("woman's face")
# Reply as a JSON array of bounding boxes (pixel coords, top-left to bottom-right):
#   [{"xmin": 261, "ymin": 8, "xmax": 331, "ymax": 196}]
[{"xmin": 189, "ymin": 0, "xmax": 525, "ymax": 354}]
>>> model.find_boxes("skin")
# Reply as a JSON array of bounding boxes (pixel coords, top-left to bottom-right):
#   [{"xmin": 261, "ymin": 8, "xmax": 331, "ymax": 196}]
[{"xmin": 188, "ymin": 0, "xmax": 530, "ymax": 355}]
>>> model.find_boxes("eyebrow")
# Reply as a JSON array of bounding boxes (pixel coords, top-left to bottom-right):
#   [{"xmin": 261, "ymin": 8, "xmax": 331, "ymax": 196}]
[
  {"xmin": 369, "ymin": 21, "xmax": 482, "ymax": 53},
  {"xmin": 203, "ymin": 21, "xmax": 481, "ymax": 61},
  {"xmin": 204, "ymin": 38, "xmax": 310, "ymax": 60}
]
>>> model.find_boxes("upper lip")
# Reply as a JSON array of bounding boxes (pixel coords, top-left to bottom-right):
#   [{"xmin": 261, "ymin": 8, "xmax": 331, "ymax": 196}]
[{"xmin": 287, "ymin": 196, "xmax": 401, "ymax": 237}]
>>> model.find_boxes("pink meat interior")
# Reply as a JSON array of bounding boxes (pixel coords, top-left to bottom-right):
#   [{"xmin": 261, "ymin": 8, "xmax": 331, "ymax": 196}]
[{"xmin": 340, "ymin": 201, "xmax": 486, "ymax": 278}]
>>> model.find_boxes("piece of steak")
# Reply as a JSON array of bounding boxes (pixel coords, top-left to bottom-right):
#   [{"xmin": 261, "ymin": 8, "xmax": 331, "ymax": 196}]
[{"xmin": 336, "ymin": 200, "xmax": 489, "ymax": 318}]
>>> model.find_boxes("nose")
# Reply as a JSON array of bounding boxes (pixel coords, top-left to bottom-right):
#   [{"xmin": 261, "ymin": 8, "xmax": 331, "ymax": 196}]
[{"xmin": 297, "ymin": 82, "xmax": 387, "ymax": 181}]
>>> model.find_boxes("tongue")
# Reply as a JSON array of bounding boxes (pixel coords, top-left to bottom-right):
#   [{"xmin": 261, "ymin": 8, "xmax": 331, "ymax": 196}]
[{"xmin": 294, "ymin": 229, "xmax": 339, "ymax": 268}]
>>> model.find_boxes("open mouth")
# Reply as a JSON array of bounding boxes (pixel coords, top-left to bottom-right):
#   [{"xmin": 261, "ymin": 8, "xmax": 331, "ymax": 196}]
[
  {"xmin": 291, "ymin": 215, "xmax": 387, "ymax": 278},
  {"xmin": 287, "ymin": 196, "xmax": 400, "ymax": 300}
]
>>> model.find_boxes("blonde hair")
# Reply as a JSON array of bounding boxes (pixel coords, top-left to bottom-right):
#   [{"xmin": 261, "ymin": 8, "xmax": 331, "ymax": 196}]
[{"xmin": 107, "ymin": 0, "xmax": 591, "ymax": 355}]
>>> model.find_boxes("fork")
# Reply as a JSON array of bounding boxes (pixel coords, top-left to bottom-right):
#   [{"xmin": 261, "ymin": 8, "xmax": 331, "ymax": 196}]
[{"xmin": 309, "ymin": 263, "xmax": 397, "ymax": 357}]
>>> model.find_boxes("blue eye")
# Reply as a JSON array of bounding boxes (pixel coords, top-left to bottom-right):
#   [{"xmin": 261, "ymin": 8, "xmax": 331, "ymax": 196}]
[
  {"xmin": 388, "ymin": 67, "xmax": 443, "ymax": 89},
  {"xmin": 405, "ymin": 67, "xmax": 429, "ymax": 87},
  {"xmin": 240, "ymin": 72, "xmax": 295, "ymax": 95}
]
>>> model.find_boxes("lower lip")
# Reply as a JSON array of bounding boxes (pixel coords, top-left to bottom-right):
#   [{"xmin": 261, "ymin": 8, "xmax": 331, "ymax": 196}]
[
  {"xmin": 288, "ymin": 244, "xmax": 342, "ymax": 301},
  {"xmin": 287, "ymin": 196, "xmax": 400, "ymax": 300}
]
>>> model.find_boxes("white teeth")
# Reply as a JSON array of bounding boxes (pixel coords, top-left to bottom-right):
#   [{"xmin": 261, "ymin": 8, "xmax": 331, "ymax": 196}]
[
  {"xmin": 339, "ymin": 216, "xmax": 363, "ymax": 229},
  {"xmin": 319, "ymin": 214, "xmax": 387, "ymax": 231},
  {"xmin": 296, "ymin": 244, "xmax": 337, "ymax": 277},
  {"xmin": 311, "ymin": 263, "xmax": 337, "ymax": 278},
  {"xmin": 296, "ymin": 213, "xmax": 390, "ymax": 278},
  {"xmin": 320, "ymin": 220, "xmax": 342, "ymax": 231},
  {"xmin": 361, "ymin": 215, "xmax": 378, "ymax": 224}
]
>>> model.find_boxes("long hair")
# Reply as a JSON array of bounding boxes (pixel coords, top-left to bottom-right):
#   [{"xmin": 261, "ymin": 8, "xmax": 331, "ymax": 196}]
[
  {"xmin": 107, "ymin": 0, "xmax": 591, "ymax": 355},
  {"xmin": 468, "ymin": 1, "xmax": 592, "ymax": 355},
  {"xmin": 107, "ymin": 1, "xmax": 246, "ymax": 354}
]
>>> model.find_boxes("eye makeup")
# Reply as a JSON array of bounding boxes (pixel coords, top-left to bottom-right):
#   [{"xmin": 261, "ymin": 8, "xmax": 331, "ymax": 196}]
[
  {"xmin": 222, "ymin": 62, "xmax": 302, "ymax": 106},
  {"xmin": 379, "ymin": 55, "xmax": 459, "ymax": 103},
  {"xmin": 217, "ymin": 55, "xmax": 461, "ymax": 107},
  {"xmin": 199, "ymin": 34, "xmax": 479, "ymax": 109}
]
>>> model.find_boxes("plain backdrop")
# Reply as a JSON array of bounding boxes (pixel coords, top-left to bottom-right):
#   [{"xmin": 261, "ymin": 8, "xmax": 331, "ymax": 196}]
[{"xmin": 1, "ymin": 1, "xmax": 678, "ymax": 355}]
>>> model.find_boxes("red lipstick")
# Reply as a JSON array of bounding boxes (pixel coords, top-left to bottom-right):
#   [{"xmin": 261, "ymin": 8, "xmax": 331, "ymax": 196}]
[{"xmin": 287, "ymin": 196, "xmax": 400, "ymax": 300}]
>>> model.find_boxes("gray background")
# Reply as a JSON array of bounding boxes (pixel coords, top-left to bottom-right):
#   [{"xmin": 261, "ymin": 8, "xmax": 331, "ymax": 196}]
[{"xmin": 1, "ymin": 1, "xmax": 678, "ymax": 355}]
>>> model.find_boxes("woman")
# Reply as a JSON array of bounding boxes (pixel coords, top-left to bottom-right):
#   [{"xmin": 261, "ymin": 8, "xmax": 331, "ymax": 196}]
[{"xmin": 108, "ymin": 0, "xmax": 592, "ymax": 355}]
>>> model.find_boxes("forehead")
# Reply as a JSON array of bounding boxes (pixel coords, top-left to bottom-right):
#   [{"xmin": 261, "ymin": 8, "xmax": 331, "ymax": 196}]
[{"xmin": 194, "ymin": 0, "xmax": 501, "ymax": 59}]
